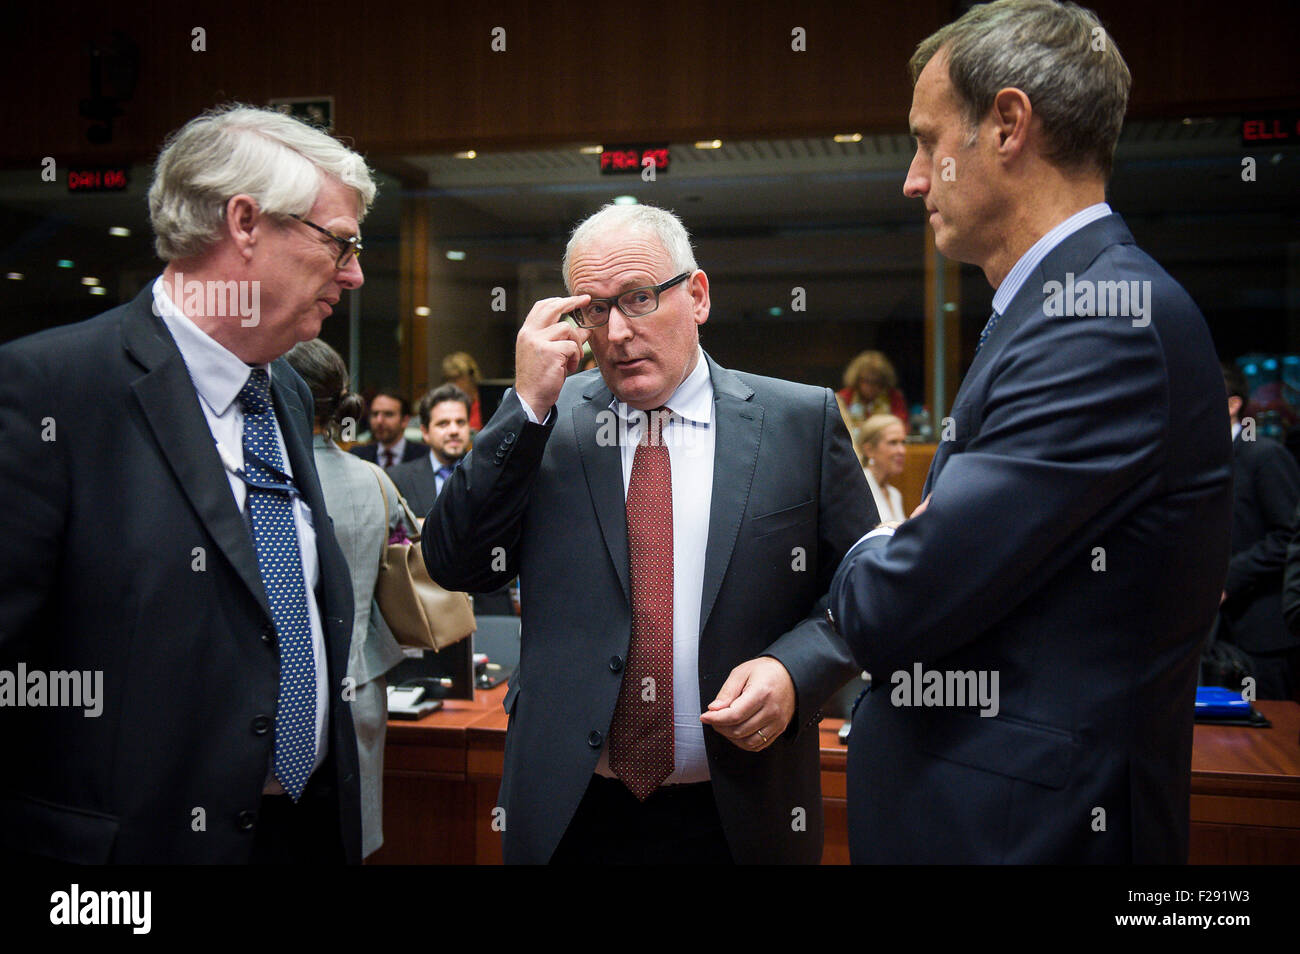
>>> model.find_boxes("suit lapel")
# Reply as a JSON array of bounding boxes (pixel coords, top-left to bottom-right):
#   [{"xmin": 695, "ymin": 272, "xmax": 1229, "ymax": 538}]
[
  {"xmin": 699, "ymin": 355, "xmax": 760, "ymax": 637},
  {"xmin": 925, "ymin": 214, "xmax": 1136, "ymax": 494},
  {"xmin": 572, "ymin": 382, "xmax": 630, "ymax": 603},
  {"xmin": 123, "ymin": 291, "xmax": 271, "ymax": 619}
]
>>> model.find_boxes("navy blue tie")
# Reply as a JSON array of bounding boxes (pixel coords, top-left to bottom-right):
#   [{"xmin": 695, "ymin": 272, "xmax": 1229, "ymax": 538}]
[
  {"xmin": 975, "ymin": 310, "xmax": 1001, "ymax": 355},
  {"xmin": 237, "ymin": 368, "xmax": 317, "ymax": 801}
]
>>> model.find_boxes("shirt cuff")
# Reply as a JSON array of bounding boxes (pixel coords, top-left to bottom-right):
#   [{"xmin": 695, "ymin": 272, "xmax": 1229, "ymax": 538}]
[
  {"xmin": 519, "ymin": 395, "xmax": 552, "ymax": 426},
  {"xmin": 850, "ymin": 525, "xmax": 896, "ymax": 550}
]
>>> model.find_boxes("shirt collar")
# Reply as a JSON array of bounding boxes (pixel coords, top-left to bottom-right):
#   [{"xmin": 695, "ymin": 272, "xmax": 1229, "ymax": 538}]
[
  {"xmin": 153, "ymin": 276, "xmax": 269, "ymax": 416},
  {"xmin": 612, "ymin": 346, "xmax": 713, "ymax": 425},
  {"xmin": 991, "ymin": 202, "xmax": 1112, "ymax": 317}
]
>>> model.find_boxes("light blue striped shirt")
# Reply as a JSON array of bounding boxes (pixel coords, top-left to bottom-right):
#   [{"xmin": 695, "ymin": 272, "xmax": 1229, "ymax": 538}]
[{"xmin": 990, "ymin": 202, "xmax": 1112, "ymax": 318}]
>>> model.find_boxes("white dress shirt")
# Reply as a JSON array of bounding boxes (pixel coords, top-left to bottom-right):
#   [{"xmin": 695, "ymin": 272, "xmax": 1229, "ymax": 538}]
[
  {"xmin": 378, "ymin": 436, "xmax": 409, "ymax": 468},
  {"xmin": 153, "ymin": 277, "xmax": 329, "ymax": 791},
  {"xmin": 521, "ymin": 349, "xmax": 716, "ymax": 783},
  {"xmin": 864, "ymin": 469, "xmax": 905, "ymax": 523}
]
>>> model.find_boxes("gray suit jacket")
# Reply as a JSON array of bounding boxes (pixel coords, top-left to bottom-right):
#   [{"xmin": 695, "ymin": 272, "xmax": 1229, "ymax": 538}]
[
  {"xmin": 424, "ymin": 352, "xmax": 875, "ymax": 863},
  {"xmin": 311, "ymin": 435, "xmax": 409, "ymax": 685}
]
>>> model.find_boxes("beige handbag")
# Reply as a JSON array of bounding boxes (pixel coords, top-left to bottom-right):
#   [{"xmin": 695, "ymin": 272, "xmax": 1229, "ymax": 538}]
[{"xmin": 367, "ymin": 464, "xmax": 475, "ymax": 651}]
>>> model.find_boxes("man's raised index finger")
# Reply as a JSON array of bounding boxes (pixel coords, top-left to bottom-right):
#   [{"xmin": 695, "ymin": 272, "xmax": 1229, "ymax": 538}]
[{"xmin": 525, "ymin": 294, "xmax": 590, "ymax": 329}]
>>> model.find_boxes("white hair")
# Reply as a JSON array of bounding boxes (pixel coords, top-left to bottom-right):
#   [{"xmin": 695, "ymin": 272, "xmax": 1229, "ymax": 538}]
[
  {"xmin": 148, "ymin": 104, "xmax": 377, "ymax": 261},
  {"xmin": 562, "ymin": 203, "xmax": 699, "ymax": 291}
]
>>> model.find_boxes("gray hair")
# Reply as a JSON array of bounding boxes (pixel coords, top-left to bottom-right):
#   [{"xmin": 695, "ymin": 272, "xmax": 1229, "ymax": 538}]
[
  {"xmin": 148, "ymin": 104, "xmax": 377, "ymax": 261},
  {"xmin": 562, "ymin": 203, "xmax": 699, "ymax": 291},
  {"xmin": 910, "ymin": 0, "xmax": 1131, "ymax": 178}
]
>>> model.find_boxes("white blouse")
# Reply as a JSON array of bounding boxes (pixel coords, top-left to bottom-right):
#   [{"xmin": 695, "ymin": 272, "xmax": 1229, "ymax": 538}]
[{"xmin": 864, "ymin": 468, "xmax": 905, "ymax": 523}]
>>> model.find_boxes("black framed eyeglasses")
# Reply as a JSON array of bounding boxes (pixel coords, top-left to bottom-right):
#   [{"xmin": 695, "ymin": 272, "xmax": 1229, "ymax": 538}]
[
  {"xmin": 569, "ymin": 271, "xmax": 691, "ymax": 328},
  {"xmin": 289, "ymin": 214, "xmax": 363, "ymax": 269}
]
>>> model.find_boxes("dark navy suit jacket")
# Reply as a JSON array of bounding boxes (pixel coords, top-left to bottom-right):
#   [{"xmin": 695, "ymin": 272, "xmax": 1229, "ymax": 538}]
[
  {"xmin": 831, "ymin": 214, "xmax": 1232, "ymax": 863},
  {"xmin": 0, "ymin": 285, "xmax": 361, "ymax": 863},
  {"xmin": 1222, "ymin": 432, "xmax": 1300, "ymax": 654}
]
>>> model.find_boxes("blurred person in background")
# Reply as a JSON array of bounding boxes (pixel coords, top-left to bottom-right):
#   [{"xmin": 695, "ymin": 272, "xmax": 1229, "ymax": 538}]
[
  {"xmin": 441, "ymin": 351, "xmax": 483, "ymax": 431},
  {"xmin": 1220, "ymin": 361, "xmax": 1300, "ymax": 701},
  {"xmin": 389, "ymin": 383, "xmax": 472, "ymax": 517},
  {"xmin": 287, "ymin": 338, "xmax": 415, "ymax": 858},
  {"xmin": 859, "ymin": 414, "xmax": 908, "ymax": 523},
  {"xmin": 837, "ymin": 350, "xmax": 908, "ymax": 445},
  {"xmin": 350, "ymin": 389, "xmax": 423, "ymax": 468}
]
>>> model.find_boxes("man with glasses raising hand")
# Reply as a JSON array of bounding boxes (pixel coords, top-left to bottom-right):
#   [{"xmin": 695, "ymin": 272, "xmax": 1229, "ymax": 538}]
[{"xmin": 425, "ymin": 203, "xmax": 874, "ymax": 863}]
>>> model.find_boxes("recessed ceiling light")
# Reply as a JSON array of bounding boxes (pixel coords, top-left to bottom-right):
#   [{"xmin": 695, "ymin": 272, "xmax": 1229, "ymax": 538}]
[
  {"xmin": 579, "ymin": 145, "xmax": 603, "ymax": 154},
  {"xmin": 108, "ymin": 226, "xmax": 131, "ymax": 237},
  {"xmin": 6, "ymin": 272, "xmax": 23, "ymax": 280},
  {"xmin": 81, "ymin": 276, "xmax": 100, "ymax": 286},
  {"xmin": 694, "ymin": 139, "xmax": 722, "ymax": 150},
  {"xmin": 445, "ymin": 250, "xmax": 466, "ymax": 261},
  {"xmin": 454, "ymin": 150, "xmax": 477, "ymax": 159},
  {"xmin": 833, "ymin": 133, "xmax": 863, "ymax": 143},
  {"xmin": 612, "ymin": 195, "xmax": 638, "ymax": 206},
  {"xmin": 57, "ymin": 259, "xmax": 74, "ymax": 269},
  {"xmin": 89, "ymin": 286, "xmax": 107, "ymax": 295},
  {"xmin": 414, "ymin": 306, "xmax": 431, "ymax": 317}
]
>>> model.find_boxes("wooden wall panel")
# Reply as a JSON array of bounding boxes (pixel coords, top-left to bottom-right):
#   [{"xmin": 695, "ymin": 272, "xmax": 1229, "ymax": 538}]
[{"xmin": 10, "ymin": 0, "xmax": 1295, "ymax": 167}]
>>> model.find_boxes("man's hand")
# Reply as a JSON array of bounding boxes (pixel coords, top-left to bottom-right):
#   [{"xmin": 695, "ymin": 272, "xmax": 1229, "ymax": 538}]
[
  {"xmin": 910, "ymin": 493, "xmax": 932, "ymax": 519},
  {"xmin": 514, "ymin": 295, "xmax": 592, "ymax": 419},
  {"xmin": 699, "ymin": 656, "xmax": 796, "ymax": 752}
]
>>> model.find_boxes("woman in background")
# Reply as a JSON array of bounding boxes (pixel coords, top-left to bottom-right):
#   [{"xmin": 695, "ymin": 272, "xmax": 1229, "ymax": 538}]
[
  {"xmin": 286, "ymin": 339, "xmax": 414, "ymax": 859},
  {"xmin": 859, "ymin": 413, "xmax": 908, "ymax": 524},
  {"xmin": 441, "ymin": 351, "xmax": 483, "ymax": 431},
  {"xmin": 837, "ymin": 350, "xmax": 908, "ymax": 445}
]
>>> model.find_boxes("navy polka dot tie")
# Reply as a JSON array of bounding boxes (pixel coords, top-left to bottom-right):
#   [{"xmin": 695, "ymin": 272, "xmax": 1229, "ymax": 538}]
[
  {"xmin": 975, "ymin": 310, "xmax": 1001, "ymax": 355},
  {"xmin": 609, "ymin": 408, "xmax": 674, "ymax": 801},
  {"xmin": 238, "ymin": 368, "xmax": 317, "ymax": 801}
]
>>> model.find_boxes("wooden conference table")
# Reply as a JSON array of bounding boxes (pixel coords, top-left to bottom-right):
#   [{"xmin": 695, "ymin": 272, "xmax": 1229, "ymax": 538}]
[{"xmin": 371, "ymin": 690, "xmax": 1300, "ymax": 865}]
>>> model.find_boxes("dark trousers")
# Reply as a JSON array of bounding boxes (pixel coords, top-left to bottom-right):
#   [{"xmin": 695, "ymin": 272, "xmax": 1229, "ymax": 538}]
[
  {"xmin": 251, "ymin": 767, "xmax": 345, "ymax": 865},
  {"xmin": 550, "ymin": 774, "xmax": 734, "ymax": 864}
]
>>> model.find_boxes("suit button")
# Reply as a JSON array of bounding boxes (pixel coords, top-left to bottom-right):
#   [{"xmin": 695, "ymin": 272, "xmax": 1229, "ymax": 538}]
[
  {"xmin": 813, "ymin": 711, "xmax": 824, "ymax": 725},
  {"xmin": 608, "ymin": 655, "xmax": 624, "ymax": 673},
  {"xmin": 261, "ymin": 624, "xmax": 274, "ymax": 643},
  {"xmin": 251, "ymin": 715, "xmax": 271, "ymax": 735},
  {"xmin": 503, "ymin": 432, "xmax": 516, "ymax": 444},
  {"xmin": 236, "ymin": 810, "xmax": 256, "ymax": 832},
  {"xmin": 587, "ymin": 730, "xmax": 603, "ymax": 748}
]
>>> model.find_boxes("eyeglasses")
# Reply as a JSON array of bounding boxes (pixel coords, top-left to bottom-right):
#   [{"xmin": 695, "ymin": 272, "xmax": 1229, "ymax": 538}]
[
  {"xmin": 289, "ymin": 214, "xmax": 363, "ymax": 269},
  {"xmin": 568, "ymin": 271, "xmax": 691, "ymax": 328}
]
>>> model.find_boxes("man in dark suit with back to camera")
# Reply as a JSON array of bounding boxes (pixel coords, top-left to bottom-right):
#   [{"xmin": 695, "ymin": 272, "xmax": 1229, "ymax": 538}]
[
  {"xmin": 389, "ymin": 383, "xmax": 472, "ymax": 516},
  {"xmin": 425, "ymin": 203, "xmax": 874, "ymax": 863},
  {"xmin": 0, "ymin": 104, "xmax": 375, "ymax": 863},
  {"xmin": 1221, "ymin": 363, "xmax": 1300, "ymax": 700},
  {"xmin": 829, "ymin": 0, "xmax": 1232, "ymax": 863}
]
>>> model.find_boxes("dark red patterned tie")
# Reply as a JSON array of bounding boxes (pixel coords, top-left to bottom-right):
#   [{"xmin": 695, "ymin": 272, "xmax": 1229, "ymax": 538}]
[{"xmin": 609, "ymin": 408, "xmax": 674, "ymax": 801}]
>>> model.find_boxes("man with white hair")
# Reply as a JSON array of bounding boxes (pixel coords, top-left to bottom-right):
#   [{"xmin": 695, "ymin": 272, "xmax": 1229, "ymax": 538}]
[
  {"xmin": 0, "ymin": 104, "xmax": 375, "ymax": 863},
  {"xmin": 425, "ymin": 202, "xmax": 875, "ymax": 863}
]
